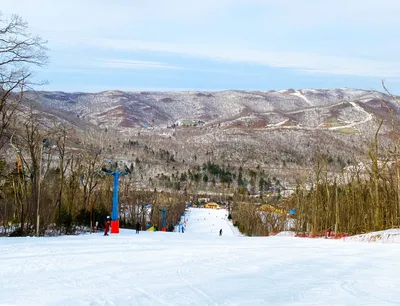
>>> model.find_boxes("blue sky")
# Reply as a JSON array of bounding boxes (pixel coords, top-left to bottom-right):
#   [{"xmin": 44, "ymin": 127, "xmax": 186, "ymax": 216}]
[{"xmin": 1, "ymin": 0, "xmax": 400, "ymax": 93}]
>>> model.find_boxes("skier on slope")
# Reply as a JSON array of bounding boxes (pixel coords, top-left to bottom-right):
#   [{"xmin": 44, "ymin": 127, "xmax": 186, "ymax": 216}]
[
  {"xmin": 104, "ymin": 216, "xmax": 111, "ymax": 236},
  {"xmin": 135, "ymin": 222, "xmax": 140, "ymax": 234},
  {"xmin": 219, "ymin": 229, "xmax": 223, "ymax": 236}
]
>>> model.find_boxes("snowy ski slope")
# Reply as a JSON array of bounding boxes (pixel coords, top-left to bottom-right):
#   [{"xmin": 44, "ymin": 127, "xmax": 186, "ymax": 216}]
[{"xmin": 1, "ymin": 208, "xmax": 400, "ymax": 305}]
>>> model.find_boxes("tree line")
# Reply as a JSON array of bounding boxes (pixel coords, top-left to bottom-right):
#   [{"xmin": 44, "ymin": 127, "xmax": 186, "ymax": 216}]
[{"xmin": 228, "ymin": 88, "xmax": 400, "ymax": 237}]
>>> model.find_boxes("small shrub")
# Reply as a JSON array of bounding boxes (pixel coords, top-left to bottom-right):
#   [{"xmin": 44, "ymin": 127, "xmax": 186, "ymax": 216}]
[{"xmin": 9, "ymin": 227, "xmax": 23, "ymax": 237}]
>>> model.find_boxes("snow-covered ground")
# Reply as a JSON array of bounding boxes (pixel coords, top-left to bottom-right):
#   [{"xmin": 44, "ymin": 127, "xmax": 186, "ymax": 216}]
[
  {"xmin": 1, "ymin": 208, "xmax": 400, "ymax": 305},
  {"xmin": 344, "ymin": 228, "xmax": 400, "ymax": 243},
  {"xmin": 290, "ymin": 90, "xmax": 313, "ymax": 106},
  {"xmin": 329, "ymin": 101, "xmax": 373, "ymax": 131}
]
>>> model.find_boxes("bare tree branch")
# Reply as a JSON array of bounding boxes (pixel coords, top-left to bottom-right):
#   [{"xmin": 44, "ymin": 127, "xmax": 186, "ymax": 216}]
[{"xmin": 0, "ymin": 12, "xmax": 48, "ymax": 150}]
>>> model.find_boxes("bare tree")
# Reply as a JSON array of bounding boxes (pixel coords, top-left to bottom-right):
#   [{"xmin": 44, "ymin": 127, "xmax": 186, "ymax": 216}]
[
  {"xmin": 80, "ymin": 145, "xmax": 103, "ymax": 210},
  {"xmin": 381, "ymin": 81, "xmax": 400, "ymax": 219},
  {"xmin": 54, "ymin": 123, "xmax": 72, "ymax": 232},
  {"xmin": 11, "ymin": 107, "xmax": 46, "ymax": 235},
  {"xmin": 0, "ymin": 12, "xmax": 48, "ymax": 150}
]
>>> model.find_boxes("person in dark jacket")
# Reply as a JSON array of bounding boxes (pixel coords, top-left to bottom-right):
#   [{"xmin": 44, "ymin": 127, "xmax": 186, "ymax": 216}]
[
  {"xmin": 136, "ymin": 222, "xmax": 140, "ymax": 234},
  {"xmin": 219, "ymin": 229, "xmax": 223, "ymax": 236},
  {"xmin": 104, "ymin": 216, "xmax": 111, "ymax": 236}
]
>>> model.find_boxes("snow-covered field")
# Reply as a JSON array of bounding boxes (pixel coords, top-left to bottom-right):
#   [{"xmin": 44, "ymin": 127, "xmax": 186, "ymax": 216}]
[{"xmin": 1, "ymin": 208, "xmax": 400, "ymax": 305}]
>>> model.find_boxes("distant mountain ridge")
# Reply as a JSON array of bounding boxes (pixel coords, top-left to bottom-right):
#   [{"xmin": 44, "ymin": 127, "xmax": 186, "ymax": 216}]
[
  {"xmin": 17, "ymin": 87, "xmax": 399, "ymax": 182},
  {"xmin": 25, "ymin": 88, "xmax": 394, "ymax": 131}
]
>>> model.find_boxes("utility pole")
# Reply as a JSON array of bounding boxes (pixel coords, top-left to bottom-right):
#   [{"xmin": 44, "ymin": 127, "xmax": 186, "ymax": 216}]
[
  {"xmin": 89, "ymin": 198, "xmax": 94, "ymax": 234},
  {"xmin": 335, "ymin": 178, "xmax": 339, "ymax": 236},
  {"xmin": 36, "ymin": 143, "xmax": 43, "ymax": 237},
  {"xmin": 36, "ymin": 138, "xmax": 52, "ymax": 237}
]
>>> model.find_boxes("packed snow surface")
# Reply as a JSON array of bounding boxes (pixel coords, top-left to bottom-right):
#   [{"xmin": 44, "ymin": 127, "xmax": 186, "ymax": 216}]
[{"xmin": 1, "ymin": 208, "xmax": 400, "ymax": 305}]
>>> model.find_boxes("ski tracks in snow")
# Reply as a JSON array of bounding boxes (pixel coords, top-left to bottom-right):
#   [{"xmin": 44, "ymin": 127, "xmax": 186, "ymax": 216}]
[
  {"xmin": 2, "ymin": 209, "xmax": 400, "ymax": 305},
  {"xmin": 177, "ymin": 267, "xmax": 218, "ymax": 305}
]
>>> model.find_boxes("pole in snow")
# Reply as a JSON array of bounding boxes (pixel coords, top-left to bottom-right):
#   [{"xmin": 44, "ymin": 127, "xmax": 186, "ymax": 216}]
[
  {"xmin": 103, "ymin": 168, "xmax": 128, "ymax": 234},
  {"xmin": 159, "ymin": 208, "xmax": 168, "ymax": 231},
  {"xmin": 111, "ymin": 172, "xmax": 121, "ymax": 233}
]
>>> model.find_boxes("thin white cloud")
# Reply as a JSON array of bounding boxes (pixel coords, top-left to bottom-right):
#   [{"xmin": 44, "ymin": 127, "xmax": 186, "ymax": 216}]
[
  {"xmin": 40, "ymin": 84, "xmax": 223, "ymax": 93},
  {"xmin": 77, "ymin": 38, "xmax": 400, "ymax": 78},
  {"xmin": 0, "ymin": 0, "xmax": 232, "ymax": 32},
  {"xmin": 2, "ymin": 0, "xmax": 400, "ymax": 80},
  {"xmin": 94, "ymin": 59, "xmax": 183, "ymax": 70}
]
